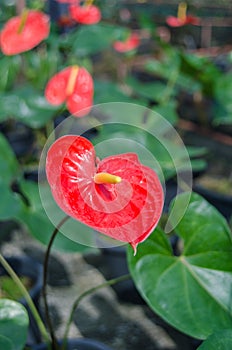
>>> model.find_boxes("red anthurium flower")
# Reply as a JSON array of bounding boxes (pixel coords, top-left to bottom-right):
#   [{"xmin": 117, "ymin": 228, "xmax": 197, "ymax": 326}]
[
  {"xmin": 69, "ymin": 2, "xmax": 101, "ymax": 25},
  {"xmin": 166, "ymin": 14, "xmax": 199, "ymax": 27},
  {"xmin": 46, "ymin": 135, "xmax": 164, "ymax": 253},
  {"xmin": 56, "ymin": 0, "xmax": 78, "ymax": 3},
  {"xmin": 44, "ymin": 65, "xmax": 94, "ymax": 117},
  {"xmin": 113, "ymin": 33, "xmax": 140, "ymax": 53},
  {"xmin": 0, "ymin": 10, "xmax": 50, "ymax": 55},
  {"xmin": 166, "ymin": 2, "xmax": 199, "ymax": 27}
]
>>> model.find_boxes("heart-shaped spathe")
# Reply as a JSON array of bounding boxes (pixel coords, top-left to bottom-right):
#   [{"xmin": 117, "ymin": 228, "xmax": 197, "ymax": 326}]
[
  {"xmin": 46, "ymin": 135, "xmax": 164, "ymax": 252},
  {"xmin": 0, "ymin": 10, "xmax": 50, "ymax": 55},
  {"xmin": 45, "ymin": 66, "xmax": 94, "ymax": 117}
]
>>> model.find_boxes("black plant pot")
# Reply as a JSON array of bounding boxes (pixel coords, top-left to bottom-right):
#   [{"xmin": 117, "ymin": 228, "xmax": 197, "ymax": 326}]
[
  {"xmin": 99, "ymin": 246, "xmax": 145, "ymax": 304},
  {"xmin": 0, "ymin": 121, "xmax": 35, "ymax": 159},
  {"xmin": 32, "ymin": 338, "xmax": 113, "ymax": 350},
  {"xmin": 0, "ymin": 256, "xmax": 43, "ymax": 345}
]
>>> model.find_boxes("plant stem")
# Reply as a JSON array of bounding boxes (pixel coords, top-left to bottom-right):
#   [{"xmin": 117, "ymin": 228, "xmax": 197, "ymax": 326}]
[
  {"xmin": 62, "ymin": 273, "xmax": 131, "ymax": 349},
  {"xmin": 159, "ymin": 68, "xmax": 179, "ymax": 105},
  {"xmin": 42, "ymin": 215, "xmax": 70, "ymax": 350},
  {"xmin": 0, "ymin": 254, "xmax": 50, "ymax": 345}
]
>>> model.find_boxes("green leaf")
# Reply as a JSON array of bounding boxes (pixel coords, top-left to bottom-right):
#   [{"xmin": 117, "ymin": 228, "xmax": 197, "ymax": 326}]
[
  {"xmin": 0, "ymin": 299, "xmax": 28, "ymax": 350},
  {"xmin": 0, "ymin": 56, "xmax": 21, "ymax": 92},
  {"xmin": 213, "ymin": 73, "xmax": 232, "ymax": 125},
  {"xmin": 0, "ymin": 132, "xmax": 19, "ymax": 185},
  {"xmin": 94, "ymin": 80, "xmax": 137, "ymax": 104},
  {"xmin": 128, "ymin": 193, "xmax": 232, "ymax": 340},
  {"xmin": 16, "ymin": 180, "xmax": 92, "ymax": 252},
  {"xmin": 67, "ymin": 23, "xmax": 123, "ymax": 57},
  {"xmin": 215, "ymin": 73, "xmax": 232, "ymax": 103},
  {"xmin": 126, "ymin": 76, "xmax": 171, "ymax": 103},
  {"xmin": 0, "ymin": 185, "xmax": 23, "ymax": 220},
  {"xmin": 197, "ymin": 329, "xmax": 232, "ymax": 350},
  {"xmin": 0, "ymin": 335, "xmax": 14, "ymax": 350},
  {"xmin": 151, "ymin": 100, "xmax": 178, "ymax": 125},
  {"xmin": 0, "ymin": 88, "xmax": 58, "ymax": 128}
]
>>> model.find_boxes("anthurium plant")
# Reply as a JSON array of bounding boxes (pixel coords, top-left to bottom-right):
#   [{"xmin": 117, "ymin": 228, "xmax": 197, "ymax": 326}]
[
  {"xmin": 1, "ymin": 133, "xmax": 232, "ymax": 350},
  {"xmin": 0, "ymin": 1, "xmax": 232, "ymax": 350}
]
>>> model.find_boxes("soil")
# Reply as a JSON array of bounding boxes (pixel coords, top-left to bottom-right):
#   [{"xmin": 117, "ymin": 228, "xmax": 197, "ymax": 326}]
[{"xmin": 0, "ymin": 228, "xmax": 201, "ymax": 350}]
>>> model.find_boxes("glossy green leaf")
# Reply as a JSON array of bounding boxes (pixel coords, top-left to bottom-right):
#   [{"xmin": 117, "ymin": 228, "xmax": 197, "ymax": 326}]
[
  {"xmin": 0, "ymin": 56, "xmax": 21, "ymax": 92},
  {"xmin": 0, "ymin": 335, "xmax": 14, "ymax": 350},
  {"xmin": 197, "ymin": 329, "xmax": 232, "ymax": 350},
  {"xmin": 68, "ymin": 23, "xmax": 123, "ymax": 57},
  {"xmin": 0, "ymin": 88, "xmax": 58, "ymax": 128},
  {"xmin": 0, "ymin": 132, "xmax": 19, "ymax": 184},
  {"xmin": 0, "ymin": 299, "xmax": 28, "ymax": 350},
  {"xmin": 94, "ymin": 80, "xmax": 141, "ymax": 104},
  {"xmin": 151, "ymin": 100, "xmax": 178, "ymax": 125},
  {"xmin": 17, "ymin": 180, "xmax": 92, "ymax": 252},
  {"xmin": 213, "ymin": 73, "xmax": 232, "ymax": 125},
  {"xmin": 0, "ymin": 185, "xmax": 23, "ymax": 220},
  {"xmin": 128, "ymin": 193, "xmax": 232, "ymax": 339},
  {"xmin": 126, "ymin": 75, "xmax": 172, "ymax": 103}
]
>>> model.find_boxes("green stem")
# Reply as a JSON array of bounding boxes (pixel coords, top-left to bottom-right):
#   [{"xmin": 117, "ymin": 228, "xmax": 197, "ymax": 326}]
[
  {"xmin": 159, "ymin": 69, "xmax": 179, "ymax": 105},
  {"xmin": 62, "ymin": 273, "xmax": 131, "ymax": 350},
  {"xmin": 0, "ymin": 254, "xmax": 50, "ymax": 345}
]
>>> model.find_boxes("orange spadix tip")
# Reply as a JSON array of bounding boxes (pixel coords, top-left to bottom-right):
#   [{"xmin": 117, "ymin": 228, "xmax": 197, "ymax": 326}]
[
  {"xmin": 177, "ymin": 2, "xmax": 187, "ymax": 20},
  {"xmin": 66, "ymin": 65, "xmax": 79, "ymax": 96},
  {"xmin": 94, "ymin": 172, "xmax": 122, "ymax": 185},
  {"xmin": 85, "ymin": 0, "xmax": 94, "ymax": 6}
]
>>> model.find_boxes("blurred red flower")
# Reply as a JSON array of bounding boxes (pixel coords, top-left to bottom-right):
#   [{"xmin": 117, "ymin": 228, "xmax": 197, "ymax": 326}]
[
  {"xmin": 113, "ymin": 33, "xmax": 140, "ymax": 53},
  {"xmin": 69, "ymin": 3, "xmax": 101, "ymax": 25},
  {"xmin": 166, "ymin": 14, "xmax": 199, "ymax": 27},
  {"xmin": 0, "ymin": 10, "xmax": 50, "ymax": 55},
  {"xmin": 45, "ymin": 66, "xmax": 94, "ymax": 117}
]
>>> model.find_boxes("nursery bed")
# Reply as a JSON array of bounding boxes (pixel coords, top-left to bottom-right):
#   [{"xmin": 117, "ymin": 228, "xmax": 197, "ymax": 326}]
[{"xmin": 1, "ymin": 228, "xmax": 200, "ymax": 350}]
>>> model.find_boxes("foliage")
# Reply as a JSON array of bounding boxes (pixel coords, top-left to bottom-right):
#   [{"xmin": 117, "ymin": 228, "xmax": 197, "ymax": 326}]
[
  {"xmin": 0, "ymin": 1, "xmax": 232, "ymax": 349},
  {"xmin": 0, "ymin": 299, "xmax": 29, "ymax": 350},
  {"xmin": 128, "ymin": 192, "xmax": 232, "ymax": 339}
]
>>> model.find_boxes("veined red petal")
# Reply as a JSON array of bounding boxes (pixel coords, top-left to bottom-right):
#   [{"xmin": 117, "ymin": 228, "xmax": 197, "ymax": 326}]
[
  {"xmin": 46, "ymin": 135, "xmax": 95, "ymax": 216},
  {"xmin": 46, "ymin": 136, "xmax": 164, "ymax": 248},
  {"xmin": 0, "ymin": 10, "xmax": 50, "ymax": 55}
]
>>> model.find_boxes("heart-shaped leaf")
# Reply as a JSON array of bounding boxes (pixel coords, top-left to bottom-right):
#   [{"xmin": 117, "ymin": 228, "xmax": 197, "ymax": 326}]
[
  {"xmin": 0, "ymin": 299, "xmax": 28, "ymax": 350},
  {"xmin": 128, "ymin": 192, "xmax": 232, "ymax": 339}
]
